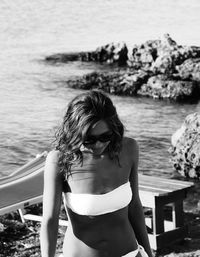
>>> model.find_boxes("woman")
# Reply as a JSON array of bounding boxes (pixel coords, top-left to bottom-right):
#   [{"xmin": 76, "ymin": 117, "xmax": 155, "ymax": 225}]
[{"xmin": 40, "ymin": 89, "xmax": 153, "ymax": 257}]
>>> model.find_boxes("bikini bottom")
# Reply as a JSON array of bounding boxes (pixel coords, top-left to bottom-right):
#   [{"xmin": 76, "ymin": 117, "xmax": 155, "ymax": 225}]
[
  {"xmin": 59, "ymin": 245, "xmax": 149, "ymax": 257},
  {"xmin": 122, "ymin": 245, "xmax": 149, "ymax": 257}
]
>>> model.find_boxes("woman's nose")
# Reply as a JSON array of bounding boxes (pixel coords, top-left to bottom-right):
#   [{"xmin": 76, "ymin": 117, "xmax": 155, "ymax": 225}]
[
  {"xmin": 94, "ymin": 140, "xmax": 103, "ymax": 147},
  {"xmin": 95, "ymin": 140, "xmax": 101, "ymax": 145}
]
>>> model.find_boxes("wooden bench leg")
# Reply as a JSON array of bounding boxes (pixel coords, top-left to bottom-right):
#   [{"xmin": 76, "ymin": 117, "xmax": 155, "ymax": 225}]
[
  {"xmin": 152, "ymin": 198, "xmax": 164, "ymax": 235},
  {"xmin": 172, "ymin": 200, "xmax": 184, "ymax": 228}
]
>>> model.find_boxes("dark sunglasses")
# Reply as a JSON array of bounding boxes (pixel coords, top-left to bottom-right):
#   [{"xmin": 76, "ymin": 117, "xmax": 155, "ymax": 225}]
[{"xmin": 83, "ymin": 131, "xmax": 113, "ymax": 146}]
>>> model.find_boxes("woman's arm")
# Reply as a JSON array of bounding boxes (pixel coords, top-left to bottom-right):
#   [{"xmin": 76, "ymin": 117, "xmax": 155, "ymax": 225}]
[
  {"xmin": 128, "ymin": 139, "xmax": 153, "ymax": 257},
  {"xmin": 40, "ymin": 150, "xmax": 63, "ymax": 257}
]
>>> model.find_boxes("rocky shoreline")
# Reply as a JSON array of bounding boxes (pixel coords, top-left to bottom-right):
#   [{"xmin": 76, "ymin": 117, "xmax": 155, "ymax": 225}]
[
  {"xmin": 45, "ymin": 34, "xmax": 200, "ymax": 102},
  {"xmin": 170, "ymin": 113, "xmax": 200, "ymax": 179}
]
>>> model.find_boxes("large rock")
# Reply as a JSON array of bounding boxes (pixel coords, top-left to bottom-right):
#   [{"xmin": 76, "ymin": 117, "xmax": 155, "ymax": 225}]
[
  {"xmin": 137, "ymin": 75, "xmax": 200, "ymax": 101},
  {"xmin": 151, "ymin": 54, "xmax": 175, "ymax": 74},
  {"xmin": 127, "ymin": 43, "xmax": 157, "ymax": 70},
  {"xmin": 128, "ymin": 34, "xmax": 200, "ymax": 74},
  {"xmin": 80, "ymin": 42, "xmax": 128, "ymax": 66},
  {"xmin": 66, "ymin": 70, "xmax": 149, "ymax": 95},
  {"xmin": 176, "ymin": 58, "xmax": 200, "ymax": 81},
  {"xmin": 169, "ymin": 113, "xmax": 200, "ymax": 179}
]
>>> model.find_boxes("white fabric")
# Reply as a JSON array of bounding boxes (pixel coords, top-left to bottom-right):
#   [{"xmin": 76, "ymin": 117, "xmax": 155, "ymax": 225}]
[
  {"xmin": 122, "ymin": 248, "xmax": 138, "ymax": 257},
  {"xmin": 65, "ymin": 181, "xmax": 132, "ymax": 215},
  {"xmin": 59, "ymin": 245, "xmax": 148, "ymax": 257},
  {"xmin": 122, "ymin": 245, "xmax": 149, "ymax": 257},
  {"xmin": 138, "ymin": 245, "xmax": 149, "ymax": 257}
]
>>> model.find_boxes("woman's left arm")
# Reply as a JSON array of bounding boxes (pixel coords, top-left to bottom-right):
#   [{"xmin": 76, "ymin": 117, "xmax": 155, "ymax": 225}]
[{"xmin": 128, "ymin": 139, "xmax": 153, "ymax": 257}]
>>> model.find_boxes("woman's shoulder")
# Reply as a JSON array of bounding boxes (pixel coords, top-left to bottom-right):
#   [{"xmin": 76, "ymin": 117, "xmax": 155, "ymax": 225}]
[
  {"xmin": 46, "ymin": 149, "xmax": 60, "ymax": 163},
  {"xmin": 122, "ymin": 136, "xmax": 139, "ymax": 152},
  {"xmin": 45, "ymin": 150, "xmax": 61, "ymax": 172},
  {"xmin": 44, "ymin": 150, "xmax": 62, "ymax": 179},
  {"xmin": 122, "ymin": 137, "xmax": 139, "ymax": 163}
]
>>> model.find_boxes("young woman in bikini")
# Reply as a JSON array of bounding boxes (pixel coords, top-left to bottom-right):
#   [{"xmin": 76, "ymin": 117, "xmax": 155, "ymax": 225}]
[{"xmin": 40, "ymin": 89, "xmax": 153, "ymax": 257}]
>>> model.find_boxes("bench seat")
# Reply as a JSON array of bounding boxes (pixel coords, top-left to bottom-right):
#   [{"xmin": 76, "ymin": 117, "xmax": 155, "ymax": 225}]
[{"xmin": 138, "ymin": 174, "xmax": 194, "ymax": 250}]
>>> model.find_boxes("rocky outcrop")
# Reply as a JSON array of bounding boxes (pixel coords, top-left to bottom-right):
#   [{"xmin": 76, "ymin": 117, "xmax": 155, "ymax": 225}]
[
  {"xmin": 176, "ymin": 58, "xmax": 200, "ymax": 81},
  {"xmin": 67, "ymin": 70, "xmax": 149, "ymax": 95},
  {"xmin": 45, "ymin": 42, "xmax": 128, "ymax": 66},
  {"xmin": 137, "ymin": 75, "xmax": 200, "ymax": 102},
  {"xmin": 45, "ymin": 34, "xmax": 200, "ymax": 102},
  {"xmin": 169, "ymin": 113, "xmax": 200, "ymax": 179},
  {"xmin": 128, "ymin": 34, "xmax": 200, "ymax": 72},
  {"xmin": 80, "ymin": 42, "xmax": 128, "ymax": 66}
]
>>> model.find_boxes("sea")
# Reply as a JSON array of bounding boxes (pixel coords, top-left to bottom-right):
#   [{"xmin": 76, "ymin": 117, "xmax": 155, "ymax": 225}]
[{"xmin": 1, "ymin": 0, "xmax": 200, "ymax": 178}]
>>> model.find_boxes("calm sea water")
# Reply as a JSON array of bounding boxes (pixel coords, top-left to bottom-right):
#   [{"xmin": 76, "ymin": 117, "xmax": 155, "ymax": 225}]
[{"xmin": 1, "ymin": 0, "xmax": 200, "ymax": 177}]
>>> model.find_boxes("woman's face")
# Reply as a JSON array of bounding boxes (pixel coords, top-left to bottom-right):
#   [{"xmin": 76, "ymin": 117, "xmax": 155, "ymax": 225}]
[{"xmin": 82, "ymin": 120, "xmax": 112, "ymax": 156}]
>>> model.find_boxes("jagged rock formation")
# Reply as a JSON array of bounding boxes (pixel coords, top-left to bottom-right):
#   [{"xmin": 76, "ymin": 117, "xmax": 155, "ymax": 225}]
[
  {"xmin": 45, "ymin": 34, "xmax": 200, "ymax": 102},
  {"xmin": 169, "ymin": 113, "xmax": 200, "ymax": 179},
  {"xmin": 176, "ymin": 58, "xmax": 200, "ymax": 81},
  {"xmin": 80, "ymin": 42, "xmax": 128, "ymax": 66},
  {"xmin": 137, "ymin": 74, "xmax": 200, "ymax": 101},
  {"xmin": 67, "ymin": 70, "xmax": 149, "ymax": 95}
]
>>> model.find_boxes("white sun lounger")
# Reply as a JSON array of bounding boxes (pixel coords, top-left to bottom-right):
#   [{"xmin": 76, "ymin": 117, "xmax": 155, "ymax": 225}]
[{"xmin": 0, "ymin": 152, "xmax": 68, "ymax": 226}]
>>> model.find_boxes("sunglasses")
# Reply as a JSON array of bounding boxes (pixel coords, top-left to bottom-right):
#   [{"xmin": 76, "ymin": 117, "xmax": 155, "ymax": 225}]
[{"xmin": 83, "ymin": 131, "xmax": 113, "ymax": 146}]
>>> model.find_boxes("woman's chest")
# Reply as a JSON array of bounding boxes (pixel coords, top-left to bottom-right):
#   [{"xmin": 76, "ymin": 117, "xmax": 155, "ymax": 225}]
[{"xmin": 67, "ymin": 156, "xmax": 131, "ymax": 194}]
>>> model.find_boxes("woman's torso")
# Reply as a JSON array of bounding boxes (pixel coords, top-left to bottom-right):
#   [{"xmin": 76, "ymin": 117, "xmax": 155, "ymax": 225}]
[{"xmin": 62, "ymin": 137, "xmax": 138, "ymax": 257}]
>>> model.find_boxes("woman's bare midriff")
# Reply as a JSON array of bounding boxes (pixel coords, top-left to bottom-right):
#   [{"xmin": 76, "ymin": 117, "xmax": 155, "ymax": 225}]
[{"xmin": 63, "ymin": 207, "xmax": 138, "ymax": 257}]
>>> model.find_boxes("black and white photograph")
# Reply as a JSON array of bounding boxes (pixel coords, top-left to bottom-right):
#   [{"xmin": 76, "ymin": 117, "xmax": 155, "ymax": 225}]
[{"xmin": 0, "ymin": 1, "xmax": 200, "ymax": 256}]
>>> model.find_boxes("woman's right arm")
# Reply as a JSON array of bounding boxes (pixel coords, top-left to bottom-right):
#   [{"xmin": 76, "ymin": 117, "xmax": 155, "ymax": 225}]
[{"xmin": 40, "ymin": 150, "xmax": 63, "ymax": 257}]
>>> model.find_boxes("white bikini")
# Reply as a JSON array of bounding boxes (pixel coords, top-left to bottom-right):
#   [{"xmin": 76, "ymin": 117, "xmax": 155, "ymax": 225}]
[
  {"xmin": 65, "ymin": 181, "xmax": 132, "ymax": 216},
  {"xmin": 64, "ymin": 181, "xmax": 148, "ymax": 257}
]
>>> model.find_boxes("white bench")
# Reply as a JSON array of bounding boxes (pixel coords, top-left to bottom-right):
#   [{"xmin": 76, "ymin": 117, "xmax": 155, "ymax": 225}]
[{"xmin": 139, "ymin": 174, "xmax": 194, "ymax": 250}]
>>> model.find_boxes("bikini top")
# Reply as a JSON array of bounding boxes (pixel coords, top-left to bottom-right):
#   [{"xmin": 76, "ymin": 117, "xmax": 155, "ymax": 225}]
[{"xmin": 64, "ymin": 181, "xmax": 132, "ymax": 216}]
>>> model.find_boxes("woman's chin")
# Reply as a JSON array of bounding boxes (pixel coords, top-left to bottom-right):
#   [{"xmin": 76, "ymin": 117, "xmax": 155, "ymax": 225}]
[
  {"xmin": 81, "ymin": 142, "xmax": 110, "ymax": 156},
  {"xmin": 92, "ymin": 149, "xmax": 105, "ymax": 156},
  {"xmin": 92, "ymin": 145, "xmax": 110, "ymax": 156},
  {"xmin": 85, "ymin": 146, "xmax": 107, "ymax": 156}
]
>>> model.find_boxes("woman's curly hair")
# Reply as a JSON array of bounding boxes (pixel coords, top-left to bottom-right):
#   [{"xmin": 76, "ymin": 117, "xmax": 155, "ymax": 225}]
[{"xmin": 55, "ymin": 89, "xmax": 124, "ymax": 178}]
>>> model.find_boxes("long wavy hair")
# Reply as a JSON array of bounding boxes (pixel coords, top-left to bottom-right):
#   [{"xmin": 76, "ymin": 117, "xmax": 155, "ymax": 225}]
[{"xmin": 55, "ymin": 89, "xmax": 124, "ymax": 178}]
